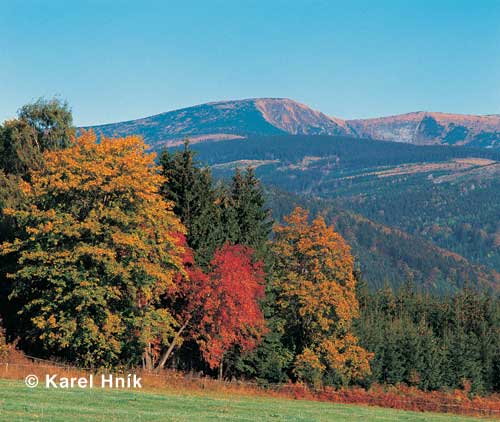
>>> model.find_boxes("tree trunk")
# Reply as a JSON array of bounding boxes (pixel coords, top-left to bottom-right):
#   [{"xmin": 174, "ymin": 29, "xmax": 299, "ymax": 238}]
[
  {"xmin": 154, "ymin": 320, "xmax": 189, "ymax": 372},
  {"xmin": 144, "ymin": 343, "xmax": 153, "ymax": 371},
  {"xmin": 218, "ymin": 359, "xmax": 223, "ymax": 381}
]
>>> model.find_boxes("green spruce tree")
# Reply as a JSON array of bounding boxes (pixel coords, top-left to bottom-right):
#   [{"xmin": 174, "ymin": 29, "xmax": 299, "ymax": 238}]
[
  {"xmin": 229, "ymin": 167, "xmax": 272, "ymax": 258},
  {"xmin": 160, "ymin": 140, "xmax": 224, "ymax": 266}
]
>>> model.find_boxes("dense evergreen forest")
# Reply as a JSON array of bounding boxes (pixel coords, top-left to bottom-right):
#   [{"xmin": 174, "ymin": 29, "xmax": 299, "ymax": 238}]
[
  {"xmin": 336, "ymin": 177, "xmax": 500, "ymax": 272},
  {"xmin": 183, "ymin": 135, "xmax": 500, "ymax": 293},
  {"xmin": 184, "ymin": 135, "xmax": 500, "ymax": 171},
  {"xmin": 356, "ymin": 286, "xmax": 500, "ymax": 394}
]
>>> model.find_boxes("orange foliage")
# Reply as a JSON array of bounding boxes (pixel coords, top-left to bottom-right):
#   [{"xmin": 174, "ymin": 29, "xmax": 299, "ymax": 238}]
[
  {"xmin": 272, "ymin": 207, "xmax": 372, "ymax": 384},
  {"xmin": 1, "ymin": 130, "xmax": 187, "ymax": 367}
]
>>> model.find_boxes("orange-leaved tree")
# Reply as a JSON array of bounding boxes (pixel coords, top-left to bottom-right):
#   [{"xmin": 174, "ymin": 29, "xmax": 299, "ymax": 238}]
[
  {"xmin": 271, "ymin": 207, "xmax": 372, "ymax": 387},
  {"xmin": 1, "ymin": 130, "xmax": 186, "ymax": 367}
]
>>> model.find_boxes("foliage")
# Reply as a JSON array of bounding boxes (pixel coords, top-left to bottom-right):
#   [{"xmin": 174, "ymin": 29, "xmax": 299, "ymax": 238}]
[
  {"xmin": 194, "ymin": 244, "xmax": 266, "ymax": 370},
  {"xmin": 0, "ymin": 97, "xmax": 74, "ymax": 176},
  {"xmin": 270, "ymin": 207, "xmax": 372, "ymax": 386},
  {"xmin": 355, "ymin": 285, "xmax": 500, "ymax": 394},
  {"xmin": 226, "ymin": 168, "xmax": 272, "ymax": 258},
  {"xmin": 160, "ymin": 244, "xmax": 266, "ymax": 374},
  {"xmin": 0, "ymin": 131, "xmax": 186, "ymax": 367},
  {"xmin": 0, "ymin": 97, "xmax": 75, "ymax": 342},
  {"xmin": 160, "ymin": 141, "xmax": 223, "ymax": 266},
  {"xmin": 160, "ymin": 142, "xmax": 271, "ymax": 267},
  {"xmin": 233, "ymin": 316, "xmax": 294, "ymax": 384}
]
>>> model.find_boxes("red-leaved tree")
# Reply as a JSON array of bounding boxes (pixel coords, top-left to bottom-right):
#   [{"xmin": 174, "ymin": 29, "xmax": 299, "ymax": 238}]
[{"xmin": 156, "ymin": 244, "xmax": 266, "ymax": 375}]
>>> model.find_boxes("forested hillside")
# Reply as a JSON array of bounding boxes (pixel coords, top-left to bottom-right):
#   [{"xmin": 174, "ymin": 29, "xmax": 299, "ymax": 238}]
[
  {"xmin": 181, "ymin": 135, "xmax": 500, "ymax": 293},
  {"xmin": 267, "ymin": 189, "xmax": 500, "ymax": 294},
  {"xmin": 336, "ymin": 177, "xmax": 500, "ymax": 272}
]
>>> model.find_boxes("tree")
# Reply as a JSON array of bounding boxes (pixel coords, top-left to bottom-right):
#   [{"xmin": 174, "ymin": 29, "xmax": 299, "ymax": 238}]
[
  {"xmin": 156, "ymin": 244, "xmax": 267, "ymax": 378},
  {"xmin": 160, "ymin": 143, "xmax": 272, "ymax": 266},
  {"xmin": 228, "ymin": 167, "xmax": 272, "ymax": 258},
  {"xmin": 1, "ymin": 131, "xmax": 186, "ymax": 367},
  {"xmin": 17, "ymin": 98, "xmax": 74, "ymax": 150},
  {"xmin": 354, "ymin": 284, "xmax": 500, "ymax": 393},
  {"xmin": 0, "ymin": 97, "xmax": 75, "ymax": 342},
  {"xmin": 197, "ymin": 244, "xmax": 266, "ymax": 377},
  {"xmin": 271, "ymin": 207, "xmax": 372, "ymax": 386},
  {"xmin": 159, "ymin": 141, "xmax": 224, "ymax": 266},
  {"xmin": 0, "ymin": 97, "xmax": 74, "ymax": 176},
  {"xmin": 0, "ymin": 317, "xmax": 7, "ymax": 360}
]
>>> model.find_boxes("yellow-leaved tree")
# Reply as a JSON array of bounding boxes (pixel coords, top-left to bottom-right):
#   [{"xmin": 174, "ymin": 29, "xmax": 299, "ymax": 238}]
[
  {"xmin": 271, "ymin": 207, "xmax": 372, "ymax": 387},
  {"xmin": 1, "ymin": 131, "xmax": 186, "ymax": 368}
]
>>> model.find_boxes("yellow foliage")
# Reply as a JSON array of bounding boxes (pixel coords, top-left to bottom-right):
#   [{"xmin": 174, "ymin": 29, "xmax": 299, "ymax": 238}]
[
  {"xmin": 1, "ymin": 130, "xmax": 187, "ymax": 367},
  {"xmin": 272, "ymin": 207, "xmax": 372, "ymax": 385}
]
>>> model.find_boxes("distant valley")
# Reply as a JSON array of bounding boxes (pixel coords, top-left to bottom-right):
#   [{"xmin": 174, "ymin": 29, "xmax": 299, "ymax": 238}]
[{"xmin": 186, "ymin": 134, "xmax": 500, "ymax": 294}]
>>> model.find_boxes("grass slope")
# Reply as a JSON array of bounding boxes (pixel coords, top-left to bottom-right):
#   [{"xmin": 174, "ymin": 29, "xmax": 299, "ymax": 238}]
[{"xmin": 0, "ymin": 379, "xmax": 493, "ymax": 422}]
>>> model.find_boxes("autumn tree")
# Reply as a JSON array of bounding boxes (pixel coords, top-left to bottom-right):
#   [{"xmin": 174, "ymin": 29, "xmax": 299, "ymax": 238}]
[
  {"xmin": 271, "ymin": 207, "xmax": 372, "ymax": 386},
  {"xmin": 1, "ymin": 131, "xmax": 186, "ymax": 367},
  {"xmin": 0, "ymin": 98, "xmax": 75, "ymax": 341},
  {"xmin": 156, "ymin": 244, "xmax": 266, "ymax": 378}
]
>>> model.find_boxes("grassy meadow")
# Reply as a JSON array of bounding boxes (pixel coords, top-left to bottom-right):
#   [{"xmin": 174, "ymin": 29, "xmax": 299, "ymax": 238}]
[{"xmin": 0, "ymin": 379, "xmax": 496, "ymax": 422}]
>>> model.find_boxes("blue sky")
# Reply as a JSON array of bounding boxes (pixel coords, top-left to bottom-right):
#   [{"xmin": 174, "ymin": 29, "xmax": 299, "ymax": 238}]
[{"xmin": 2, "ymin": 0, "xmax": 499, "ymax": 126}]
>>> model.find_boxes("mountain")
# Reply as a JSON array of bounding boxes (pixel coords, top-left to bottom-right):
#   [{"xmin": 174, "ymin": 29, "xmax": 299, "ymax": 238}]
[
  {"xmin": 83, "ymin": 98, "xmax": 355, "ymax": 149},
  {"xmin": 348, "ymin": 112, "xmax": 500, "ymax": 148},
  {"xmin": 83, "ymin": 99, "xmax": 500, "ymax": 292},
  {"xmin": 83, "ymin": 98, "xmax": 500, "ymax": 149}
]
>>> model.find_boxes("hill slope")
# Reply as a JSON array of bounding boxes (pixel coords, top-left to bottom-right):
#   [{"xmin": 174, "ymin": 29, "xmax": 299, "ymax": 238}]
[
  {"xmin": 185, "ymin": 134, "xmax": 500, "ymax": 293},
  {"xmin": 348, "ymin": 112, "xmax": 500, "ymax": 148},
  {"xmin": 84, "ymin": 98, "xmax": 500, "ymax": 149},
  {"xmin": 83, "ymin": 98, "xmax": 354, "ymax": 149}
]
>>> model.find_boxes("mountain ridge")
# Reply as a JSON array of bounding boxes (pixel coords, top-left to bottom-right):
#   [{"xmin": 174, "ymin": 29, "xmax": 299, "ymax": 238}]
[
  {"xmin": 83, "ymin": 98, "xmax": 500, "ymax": 149},
  {"xmin": 347, "ymin": 111, "xmax": 500, "ymax": 147}
]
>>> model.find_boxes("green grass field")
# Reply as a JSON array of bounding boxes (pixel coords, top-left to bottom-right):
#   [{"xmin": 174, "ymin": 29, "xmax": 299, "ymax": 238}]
[{"xmin": 0, "ymin": 379, "xmax": 494, "ymax": 422}]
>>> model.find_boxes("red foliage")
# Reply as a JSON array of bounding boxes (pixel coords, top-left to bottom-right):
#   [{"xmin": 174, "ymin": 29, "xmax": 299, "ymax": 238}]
[
  {"xmin": 195, "ymin": 244, "xmax": 267, "ymax": 369},
  {"xmin": 175, "ymin": 244, "xmax": 267, "ymax": 370}
]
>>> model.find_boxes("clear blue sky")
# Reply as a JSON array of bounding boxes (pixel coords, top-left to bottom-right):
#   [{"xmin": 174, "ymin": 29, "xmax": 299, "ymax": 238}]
[{"xmin": 2, "ymin": 0, "xmax": 499, "ymax": 126}]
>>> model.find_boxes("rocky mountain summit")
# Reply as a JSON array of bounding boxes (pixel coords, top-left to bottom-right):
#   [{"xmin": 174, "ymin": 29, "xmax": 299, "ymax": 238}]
[{"xmin": 84, "ymin": 98, "xmax": 500, "ymax": 149}]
